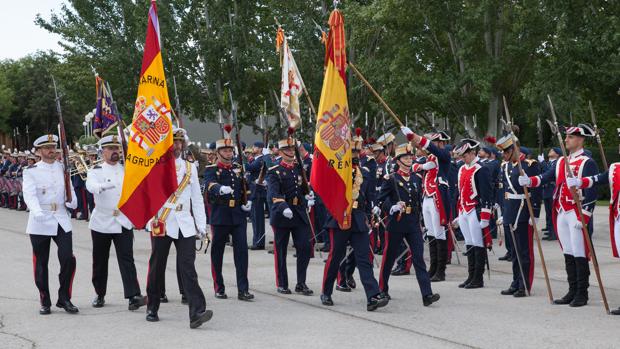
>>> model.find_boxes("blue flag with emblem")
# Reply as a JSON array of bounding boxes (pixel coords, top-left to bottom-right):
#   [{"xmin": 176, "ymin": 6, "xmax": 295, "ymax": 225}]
[{"xmin": 93, "ymin": 75, "xmax": 119, "ymax": 138}]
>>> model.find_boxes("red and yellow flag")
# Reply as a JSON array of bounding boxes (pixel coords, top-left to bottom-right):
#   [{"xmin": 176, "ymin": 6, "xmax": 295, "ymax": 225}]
[
  {"xmin": 119, "ymin": 0, "xmax": 177, "ymax": 227},
  {"xmin": 309, "ymin": 10, "xmax": 352, "ymax": 230}
]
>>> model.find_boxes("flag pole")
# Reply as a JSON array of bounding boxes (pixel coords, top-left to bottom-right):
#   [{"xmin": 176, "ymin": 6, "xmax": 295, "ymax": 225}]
[{"xmin": 348, "ymin": 62, "xmax": 404, "ymax": 128}]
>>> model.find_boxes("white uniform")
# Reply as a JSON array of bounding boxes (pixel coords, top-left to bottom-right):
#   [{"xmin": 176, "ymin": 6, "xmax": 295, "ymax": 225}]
[
  {"xmin": 86, "ymin": 162, "xmax": 133, "ymax": 234},
  {"xmin": 148, "ymin": 158, "xmax": 206, "ymax": 239},
  {"xmin": 23, "ymin": 161, "xmax": 77, "ymax": 236}
]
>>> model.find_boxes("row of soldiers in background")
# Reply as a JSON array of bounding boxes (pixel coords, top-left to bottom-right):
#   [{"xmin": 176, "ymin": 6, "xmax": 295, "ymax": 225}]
[{"xmin": 0, "ymin": 149, "xmax": 38, "ymax": 210}]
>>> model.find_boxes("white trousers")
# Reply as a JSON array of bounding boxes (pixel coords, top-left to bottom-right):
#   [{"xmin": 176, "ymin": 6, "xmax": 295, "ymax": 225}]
[
  {"xmin": 422, "ymin": 196, "xmax": 446, "ymax": 240},
  {"xmin": 556, "ymin": 209, "xmax": 586, "ymax": 258},
  {"xmin": 614, "ymin": 216, "xmax": 620, "ymax": 257},
  {"xmin": 458, "ymin": 209, "xmax": 483, "ymax": 247}
]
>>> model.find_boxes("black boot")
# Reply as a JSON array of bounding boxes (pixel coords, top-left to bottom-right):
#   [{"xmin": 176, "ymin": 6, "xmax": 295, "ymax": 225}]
[
  {"xmin": 427, "ymin": 237, "xmax": 437, "ymax": 278},
  {"xmin": 431, "ymin": 239, "xmax": 447, "ymax": 282},
  {"xmin": 570, "ymin": 257, "xmax": 589, "ymax": 307},
  {"xmin": 554, "ymin": 254, "xmax": 577, "ymax": 305},
  {"xmin": 458, "ymin": 245, "xmax": 474, "ymax": 288},
  {"xmin": 464, "ymin": 247, "xmax": 485, "ymax": 289}
]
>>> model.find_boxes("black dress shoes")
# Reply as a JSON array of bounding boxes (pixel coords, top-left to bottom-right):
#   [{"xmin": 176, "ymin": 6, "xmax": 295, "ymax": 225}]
[
  {"xmin": 367, "ymin": 293, "xmax": 389, "ymax": 311},
  {"xmin": 39, "ymin": 306, "xmax": 51, "ymax": 315},
  {"xmin": 277, "ymin": 287, "xmax": 292, "ymax": 294},
  {"xmin": 498, "ymin": 253, "xmax": 512, "ymax": 261},
  {"xmin": 501, "ymin": 287, "xmax": 518, "ymax": 296},
  {"xmin": 391, "ymin": 268, "xmax": 410, "ymax": 276},
  {"xmin": 347, "ymin": 278, "xmax": 356, "ymax": 289},
  {"xmin": 238, "ymin": 291, "xmax": 255, "ymax": 301},
  {"xmin": 320, "ymin": 294, "xmax": 334, "ymax": 306},
  {"xmin": 160, "ymin": 294, "xmax": 168, "ymax": 303},
  {"xmin": 92, "ymin": 295, "xmax": 105, "ymax": 308},
  {"xmin": 336, "ymin": 284, "xmax": 351, "ymax": 292},
  {"xmin": 190, "ymin": 310, "xmax": 213, "ymax": 329},
  {"xmin": 513, "ymin": 289, "xmax": 527, "ymax": 298},
  {"xmin": 146, "ymin": 310, "xmax": 159, "ymax": 322},
  {"xmin": 128, "ymin": 295, "xmax": 146, "ymax": 310},
  {"xmin": 423, "ymin": 293, "xmax": 440, "ymax": 306},
  {"xmin": 56, "ymin": 300, "xmax": 79, "ymax": 314},
  {"xmin": 181, "ymin": 294, "xmax": 188, "ymax": 304},
  {"xmin": 214, "ymin": 291, "xmax": 228, "ymax": 299},
  {"xmin": 295, "ymin": 284, "xmax": 314, "ymax": 296}
]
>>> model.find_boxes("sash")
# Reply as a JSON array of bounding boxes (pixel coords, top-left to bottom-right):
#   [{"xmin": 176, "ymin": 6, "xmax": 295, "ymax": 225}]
[{"xmin": 151, "ymin": 161, "xmax": 192, "ymax": 237}]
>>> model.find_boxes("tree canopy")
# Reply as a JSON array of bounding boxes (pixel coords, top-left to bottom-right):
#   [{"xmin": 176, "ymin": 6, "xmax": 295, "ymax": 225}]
[{"xmin": 0, "ymin": 0, "xmax": 617, "ymax": 150}]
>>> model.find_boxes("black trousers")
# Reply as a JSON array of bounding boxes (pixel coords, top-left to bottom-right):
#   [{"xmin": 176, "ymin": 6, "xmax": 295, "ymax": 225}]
[
  {"xmin": 30, "ymin": 226, "xmax": 76, "ymax": 306},
  {"xmin": 505, "ymin": 223, "xmax": 534, "ymax": 291},
  {"xmin": 323, "ymin": 228, "xmax": 380, "ymax": 300},
  {"xmin": 273, "ymin": 225, "xmax": 311, "ymax": 289},
  {"xmin": 543, "ymin": 197, "xmax": 556, "ymax": 237},
  {"xmin": 251, "ymin": 196, "xmax": 267, "ymax": 247},
  {"xmin": 379, "ymin": 228, "xmax": 432, "ymax": 296},
  {"xmin": 91, "ymin": 229, "xmax": 141, "ymax": 299},
  {"xmin": 146, "ymin": 233, "xmax": 206, "ymax": 320},
  {"xmin": 210, "ymin": 224, "xmax": 249, "ymax": 293}
]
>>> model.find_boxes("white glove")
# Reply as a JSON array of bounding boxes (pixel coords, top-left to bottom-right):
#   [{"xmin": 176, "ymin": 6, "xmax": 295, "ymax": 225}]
[
  {"xmin": 451, "ymin": 218, "xmax": 460, "ymax": 228},
  {"xmin": 219, "ymin": 186, "xmax": 233, "ymax": 195},
  {"xmin": 400, "ymin": 126, "xmax": 413, "ymax": 136},
  {"xmin": 537, "ymin": 154, "xmax": 545, "ymax": 163},
  {"xmin": 262, "ymin": 148, "xmax": 270, "ymax": 156},
  {"xmin": 518, "ymin": 175, "xmax": 532, "ymax": 187},
  {"xmin": 65, "ymin": 201, "xmax": 77, "ymax": 210},
  {"xmin": 241, "ymin": 200, "xmax": 252, "ymax": 212},
  {"xmin": 480, "ymin": 219, "xmax": 490, "ymax": 229},
  {"xmin": 32, "ymin": 210, "xmax": 47, "ymax": 222},
  {"xmin": 421, "ymin": 161, "xmax": 436, "ymax": 170},
  {"xmin": 197, "ymin": 228, "xmax": 207, "ymax": 239},
  {"xmin": 305, "ymin": 191, "xmax": 315, "ymax": 201},
  {"xmin": 574, "ymin": 221, "xmax": 583, "ymax": 231},
  {"xmin": 389, "ymin": 203, "xmax": 403, "ymax": 215},
  {"xmin": 372, "ymin": 206, "xmax": 381, "ymax": 216},
  {"xmin": 496, "ymin": 217, "xmax": 503, "ymax": 225},
  {"xmin": 566, "ymin": 177, "xmax": 582, "ymax": 188},
  {"xmin": 307, "ymin": 199, "xmax": 315, "ymax": 207},
  {"xmin": 493, "ymin": 203, "xmax": 501, "ymax": 211},
  {"xmin": 283, "ymin": 208, "xmax": 293, "ymax": 219}
]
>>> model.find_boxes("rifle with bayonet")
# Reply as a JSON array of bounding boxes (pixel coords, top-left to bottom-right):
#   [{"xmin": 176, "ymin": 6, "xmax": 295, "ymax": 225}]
[
  {"xmin": 588, "ymin": 101, "xmax": 608, "ymax": 171},
  {"xmin": 51, "ymin": 75, "xmax": 72, "ymax": 203},
  {"xmin": 228, "ymin": 89, "xmax": 248, "ymax": 205}
]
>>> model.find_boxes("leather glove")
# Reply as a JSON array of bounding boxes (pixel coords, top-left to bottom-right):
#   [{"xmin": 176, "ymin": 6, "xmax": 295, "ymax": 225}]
[
  {"xmin": 400, "ymin": 126, "xmax": 414, "ymax": 136},
  {"xmin": 537, "ymin": 154, "xmax": 545, "ymax": 163},
  {"xmin": 372, "ymin": 206, "xmax": 381, "ymax": 216},
  {"xmin": 389, "ymin": 203, "xmax": 403, "ymax": 215},
  {"xmin": 241, "ymin": 200, "xmax": 252, "ymax": 212},
  {"xmin": 283, "ymin": 208, "xmax": 293, "ymax": 219},
  {"xmin": 496, "ymin": 217, "xmax": 503, "ymax": 225},
  {"xmin": 574, "ymin": 221, "xmax": 583, "ymax": 231},
  {"xmin": 518, "ymin": 175, "xmax": 531, "ymax": 187},
  {"xmin": 566, "ymin": 177, "xmax": 582, "ymax": 188},
  {"xmin": 480, "ymin": 219, "xmax": 490, "ymax": 229},
  {"xmin": 219, "ymin": 186, "xmax": 233, "ymax": 195},
  {"xmin": 32, "ymin": 210, "xmax": 47, "ymax": 222}
]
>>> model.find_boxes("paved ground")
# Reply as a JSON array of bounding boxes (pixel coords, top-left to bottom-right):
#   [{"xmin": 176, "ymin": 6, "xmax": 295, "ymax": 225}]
[{"xmin": 1, "ymin": 207, "xmax": 620, "ymax": 349}]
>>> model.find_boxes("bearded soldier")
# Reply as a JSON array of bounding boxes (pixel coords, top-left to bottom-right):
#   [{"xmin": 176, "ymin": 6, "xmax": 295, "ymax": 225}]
[
  {"xmin": 145, "ymin": 128, "xmax": 213, "ymax": 329},
  {"xmin": 86, "ymin": 135, "xmax": 145, "ymax": 310},
  {"xmin": 204, "ymin": 125, "xmax": 254, "ymax": 301},
  {"xmin": 23, "ymin": 134, "xmax": 78, "ymax": 315}
]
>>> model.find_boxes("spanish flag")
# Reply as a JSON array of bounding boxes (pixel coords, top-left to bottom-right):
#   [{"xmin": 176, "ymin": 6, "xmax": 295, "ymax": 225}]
[
  {"xmin": 309, "ymin": 10, "xmax": 352, "ymax": 230},
  {"xmin": 119, "ymin": 0, "xmax": 177, "ymax": 227}
]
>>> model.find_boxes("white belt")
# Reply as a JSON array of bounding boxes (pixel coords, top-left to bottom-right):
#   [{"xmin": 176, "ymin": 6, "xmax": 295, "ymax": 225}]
[
  {"xmin": 97, "ymin": 208, "xmax": 122, "ymax": 217},
  {"xmin": 163, "ymin": 203, "xmax": 190, "ymax": 211},
  {"xmin": 40, "ymin": 203, "xmax": 62, "ymax": 212},
  {"xmin": 505, "ymin": 193, "xmax": 525, "ymax": 200}
]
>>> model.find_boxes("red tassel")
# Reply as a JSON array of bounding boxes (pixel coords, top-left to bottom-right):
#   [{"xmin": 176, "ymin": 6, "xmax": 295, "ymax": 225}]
[
  {"xmin": 355, "ymin": 127, "xmax": 362, "ymax": 137},
  {"xmin": 406, "ymin": 133, "xmax": 414, "ymax": 142},
  {"xmin": 223, "ymin": 124, "xmax": 232, "ymax": 133},
  {"xmin": 368, "ymin": 137, "xmax": 376, "ymax": 144},
  {"xmin": 287, "ymin": 127, "xmax": 295, "ymax": 135},
  {"xmin": 484, "ymin": 135, "xmax": 496, "ymax": 144}
]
